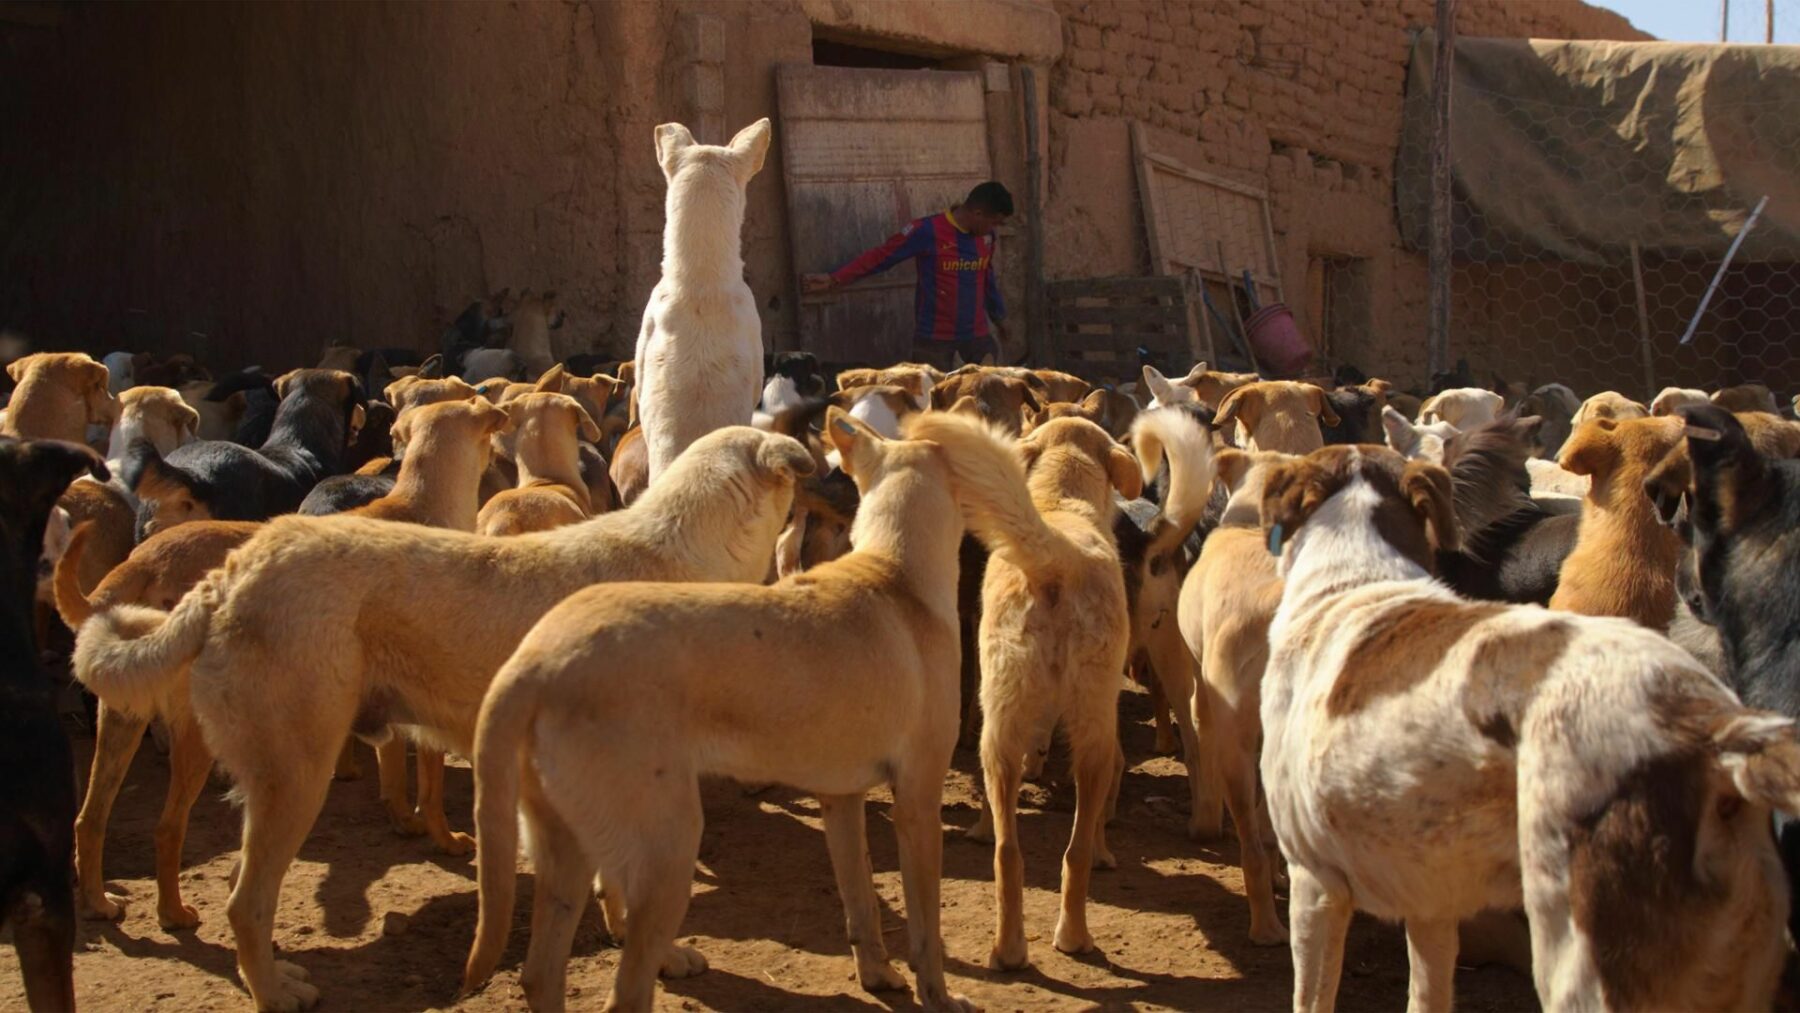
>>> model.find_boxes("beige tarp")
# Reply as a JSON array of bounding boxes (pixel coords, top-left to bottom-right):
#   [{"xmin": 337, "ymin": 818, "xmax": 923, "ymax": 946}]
[{"xmin": 1398, "ymin": 33, "xmax": 1800, "ymax": 264}]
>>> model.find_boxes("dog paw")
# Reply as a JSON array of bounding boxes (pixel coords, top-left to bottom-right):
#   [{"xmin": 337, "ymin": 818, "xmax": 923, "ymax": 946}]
[
  {"xmin": 157, "ymin": 901, "xmax": 201, "ymax": 931},
  {"xmin": 1052, "ymin": 921, "xmax": 1095, "ymax": 955},
  {"xmin": 659, "ymin": 944, "xmax": 709, "ymax": 979},
  {"xmin": 386, "ymin": 812, "xmax": 427, "ymax": 838},
  {"xmin": 1249, "ymin": 920, "xmax": 1289, "ymax": 946},
  {"xmin": 1153, "ymin": 731, "xmax": 1179, "ymax": 754},
  {"xmin": 261, "ymin": 960, "xmax": 320, "ymax": 1012},
  {"xmin": 922, "ymin": 991, "xmax": 979, "ymax": 1013},
  {"xmin": 432, "ymin": 830, "xmax": 475, "ymax": 857},
  {"xmin": 963, "ymin": 822, "xmax": 995, "ymax": 845},
  {"xmin": 857, "ymin": 960, "xmax": 907, "ymax": 993},
  {"xmin": 987, "ymin": 939, "xmax": 1029, "ymax": 972},
  {"xmin": 80, "ymin": 892, "xmax": 128, "ymax": 921},
  {"xmin": 1092, "ymin": 845, "xmax": 1118, "ymax": 870}
]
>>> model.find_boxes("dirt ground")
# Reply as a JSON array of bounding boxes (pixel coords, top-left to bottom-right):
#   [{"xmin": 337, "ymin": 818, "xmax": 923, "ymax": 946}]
[{"xmin": 0, "ymin": 685, "xmax": 1538, "ymax": 1012}]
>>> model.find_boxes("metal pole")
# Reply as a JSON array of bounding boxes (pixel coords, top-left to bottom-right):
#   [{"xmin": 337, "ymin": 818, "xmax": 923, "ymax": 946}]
[
  {"xmin": 1767, "ymin": 0, "xmax": 1775, "ymax": 43},
  {"xmin": 1680, "ymin": 195, "xmax": 1770, "ymax": 346},
  {"xmin": 1630, "ymin": 241, "xmax": 1655, "ymax": 398},
  {"xmin": 1722, "ymin": 0, "xmax": 1731, "ymax": 41},
  {"xmin": 1020, "ymin": 65, "xmax": 1047, "ymax": 367},
  {"xmin": 1428, "ymin": 0, "xmax": 1458, "ymax": 382}
]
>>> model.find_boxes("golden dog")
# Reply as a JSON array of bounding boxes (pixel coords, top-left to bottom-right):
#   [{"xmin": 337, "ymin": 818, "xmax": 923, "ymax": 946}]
[{"xmin": 71, "ymin": 426, "xmax": 811, "ymax": 1011}]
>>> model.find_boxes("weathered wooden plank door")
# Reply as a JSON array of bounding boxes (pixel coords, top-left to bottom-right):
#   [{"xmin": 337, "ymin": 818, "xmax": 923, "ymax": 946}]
[{"xmin": 777, "ymin": 64, "xmax": 992, "ymax": 365}]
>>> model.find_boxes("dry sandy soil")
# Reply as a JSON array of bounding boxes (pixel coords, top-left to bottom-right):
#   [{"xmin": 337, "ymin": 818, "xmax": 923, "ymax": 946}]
[{"xmin": 0, "ymin": 686, "xmax": 1538, "ymax": 1011}]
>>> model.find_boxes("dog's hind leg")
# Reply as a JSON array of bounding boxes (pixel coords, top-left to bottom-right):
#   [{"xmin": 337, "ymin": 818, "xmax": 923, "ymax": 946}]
[
  {"xmin": 415, "ymin": 749, "xmax": 474, "ymax": 856},
  {"xmin": 13, "ymin": 884, "xmax": 76, "ymax": 1013},
  {"xmin": 516, "ymin": 781, "xmax": 596, "ymax": 1012},
  {"xmin": 1216, "ymin": 712, "xmax": 1285, "ymax": 945},
  {"xmin": 602, "ymin": 785, "xmax": 705, "ymax": 1012},
  {"xmin": 1289, "ymin": 864, "xmax": 1353, "ymax": 1013},
  {"xmin": 153, "ymin": 716, "xmax": 213, "ymax": 930},
  {"xmin": 820, "ymin": 792, "xmax": 906, "ymax": 993},
  {"xmin": 1053, "ymin": 716, "xmax": 1117, "ymax": 957},
  {"xmin": 1147, "ymin": 626, "xmax": 1222, "ymax": 839},
  {"xmin": 331, "ymin": 738, "xmax": 361, "ymax": 781},
  {"xmin": 75, "ymin": 700, "xmax": 149, "ymax": 921},
  {"xmin": 891, "ymin": 763, "xmax": 975, "ymax": 1012},
  {"xmin": 979, "ymin": 724, "xmax": 1029, "ymax": 970},
  {"xmin": 226, "ymin": 767, "xmax": 331, "ymax": 1012}
]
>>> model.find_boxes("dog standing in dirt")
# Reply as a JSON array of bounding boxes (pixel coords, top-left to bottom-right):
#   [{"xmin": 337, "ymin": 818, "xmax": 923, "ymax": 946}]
[
  {"xmin": 462, "ymin": 409, "xmax": 1002, "ymax": 1012},
  {"xmin": 952, "ymin": 416, "xmax": 1142, "ymax": 969},
  {"xmin": 0, "ymin": 437, "xmax": 108, "ymax": 1012},
  {"xmin": 634, "ymin": 119, "xmax": 772, "ymax": 483},
  {"xmin": 70, "ymin": 426, "xmax": 811, "ymax": 1011}
]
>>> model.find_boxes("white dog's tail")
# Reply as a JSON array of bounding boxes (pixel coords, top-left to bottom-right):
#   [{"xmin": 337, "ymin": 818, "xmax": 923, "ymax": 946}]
[
  {"xmin": 1131, "ymin": 407, "xmax": 1215, "ymax": 558},
  {"xmin": 903, "ymin": 412, "xmax": 1067, "ymax": 576},
  {"xmin": 462, "ymin": 665, "xmax": 539, "ymax": 995},
  {"xmin": 71, "ymin": 574, "xmax": 218, "ymax": 717}
]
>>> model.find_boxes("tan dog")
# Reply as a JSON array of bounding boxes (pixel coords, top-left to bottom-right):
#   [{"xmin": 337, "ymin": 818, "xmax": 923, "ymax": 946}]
[
  {"xmin": 2, "ymin": 351, "xmax": 115, "ymax": 443},
  {"xmin": 71, "ymin": 426, "xmax": 810, "ymax": 1011},
  {"xmin": 62, "ymin": 396, "xmax": 511, "ymax": 930},
  {"xmin": 609, "ymin": 425, "xmax": 650, "ymax": 507},
  {"xmin": 929, "ymin": 372, "xmax": 1041, "ymax": 436},
  {"xmin": 179, "ymin": 379, "xmax": 247, "ymax": 442},
  {"xmin": 1713, "ymin": 382, "xmax": 1779, "ymax": 414},
  {"xmin": 1021, "ymin": 387, "xmax": 1139, "ymax": 441},
  {"xmin": 477, "ymin": 392, "xmax": 601, "ymax": 536},
  {"xmin": 385, "ymin": 374, "xmax": 480, "ymax": 415},
  {"xmin": 950, "ymin": 416, "xmax": 1140, "ymax": 969},
  {"xmin": 1140, "ymin": 362, "xmax": 1257, "ymax": 410},
  {"xmin": 462, "ymin": 408, "xmax": 1005, "ymax": 1012},
  {"xmin": 834, "ymin": 363, "xmax": 941, "ymax": 399},
  {"xmin": 1549, "ymin": 415, "xmax": 1686, "ymax": 627},
  {"xmin": 1416, "ymin": 386, "xmax": 1504, "ymax": 429},
  {"xmin": 104, "ymin": 386, "xmax": 199, "ymax": 482},
  {"xmin": 1177, "ymin": 447, "xmax": 1296, "ymax": 945},
  {"xmin": 1570, "ymin": 390, "xmax": 1649, "ymax": 427},
  {"xmin": 1215, "ymin": 380, "xmax": 1340, "ymax": 453},
  {"xmin": 1033, "ymin": 368, "xmax": 1091, "ymax": 404}
]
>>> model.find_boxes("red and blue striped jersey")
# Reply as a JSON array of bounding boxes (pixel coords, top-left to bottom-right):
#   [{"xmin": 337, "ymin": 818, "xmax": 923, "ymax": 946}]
[{"xmin": 829, "ymin": 210, "xmax": 1006, "ymax": 342}]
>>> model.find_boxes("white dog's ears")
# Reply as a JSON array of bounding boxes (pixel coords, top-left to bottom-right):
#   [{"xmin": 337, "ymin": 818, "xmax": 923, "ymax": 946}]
[
  {"xmin": 728, "ymin": 117, "xmax": 773, "ymax": 179},
  {"xmin": 655, "ymin": 122, "xmax": 696, "ymax": 176},
  {"xmin": 1141, "ymin": 365, "xmax": 1176, "ymax": 405},
  {"xmin": 1381, "ymin": 405, "xmax": 1419, "ymax": 455}
]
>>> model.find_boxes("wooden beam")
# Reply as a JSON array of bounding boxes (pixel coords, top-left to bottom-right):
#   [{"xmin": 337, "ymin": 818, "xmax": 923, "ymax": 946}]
[
  {"xmin": 1020, "ymin": 65, "xmax": 1047, "ymax": 366},
  {"xmin": 1427, "ymin": 0, "xmax": 1459, "ymax": 382}
]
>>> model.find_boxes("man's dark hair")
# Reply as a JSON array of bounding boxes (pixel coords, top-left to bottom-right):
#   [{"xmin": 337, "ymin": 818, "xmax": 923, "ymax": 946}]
[{"xmin": 964, "ymin": 181, "xmax": 1015, "ymax": 216}]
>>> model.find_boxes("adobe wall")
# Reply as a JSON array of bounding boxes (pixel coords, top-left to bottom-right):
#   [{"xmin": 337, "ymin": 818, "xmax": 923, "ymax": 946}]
[{"xmin": 1043, "ymin": 0, "xmax": 1648, "ymax": 383}]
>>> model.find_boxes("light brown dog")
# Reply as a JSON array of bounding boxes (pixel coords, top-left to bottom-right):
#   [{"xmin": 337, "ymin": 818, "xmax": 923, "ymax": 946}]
[
  {"xmin": 835, "ymin": 363, "xmax": 943, "ymax": 398},
  {"xmin": 929, "ymin": 372, "xmax": 1042, "ymax": 436},
  {"xmin": 1650, "ymin": 386, "xmax": 1710, "ymax": 416},
  {"xmin": 1140, "ymin": 362, "xmax": 1258, "ymax": 411},
  {"xmin": 179, "ymin": 378, "xmax": 248, "ymax": 442},
  {"xmin": 1214, "ymin": 380, "xmax": 1340, "ymax": 453},
  {"xmin": 609, "ymin": 425, "xmax": 650, "ymax": 507},
  {"xmin": 1415, "ymin": 387, "xmax": 1504, "ymax": 429},
  {"xmin": 1549, "ymin": 415, "xmax": 1687, "ymax": 627},
  {"xmin": 71, "ymin": 426, "xmax": 811, "ymax": 1010},
  {"xmin": 1033, "ymin": 368, "xmax": 1091, "ymax": 404},
  {"xmin": 103, "ymin": 386, "xmax": 199, "ymax": 480},
  {"xmin": 1021, "ymin": 387, "xmax": 1139, "ymax": 441},
  {"xmin": 1712, "ymin": 382, "xmax": 1779, "ymax": 414},
  {"xmin": 2, "ymin": 352, "xmax": 115, "ymax": 443},
  {"xmin": 951, "ymin": 416, "xmax": 1141, "ymax": 969},
  {"xmin": 385, "ymin": 374, "xmax": 481, "ymax": 415},
  {"xmin": 462, "ymin": 408, "xmax": 1007, "ymax": 1012},
  {"xmin": 63, "ymin": 395, "xmax": 512, "ymax": 931},
  {"xmin": 477, "ymin": 392, "xmax": 601, "ymax": 536},
  {"xmin": 1177, "ymin": 447, "xmax": 1296, "ymax": 945},
  {"xmin": 1569, "ymin": 390, "xmax": 1649, "ymax": 427}
]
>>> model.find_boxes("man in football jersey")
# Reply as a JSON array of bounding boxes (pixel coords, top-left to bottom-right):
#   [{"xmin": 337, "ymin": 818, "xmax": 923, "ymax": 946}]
[{"xmin": 802, "ymin": 181, "xmax": 1013, "ymax": 369}]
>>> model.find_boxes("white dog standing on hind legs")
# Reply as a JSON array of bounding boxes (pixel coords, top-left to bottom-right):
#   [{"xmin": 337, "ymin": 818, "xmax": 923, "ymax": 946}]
[{"xmin": 635, "ymin": 118, "xmax": 772, "ymax": 484}]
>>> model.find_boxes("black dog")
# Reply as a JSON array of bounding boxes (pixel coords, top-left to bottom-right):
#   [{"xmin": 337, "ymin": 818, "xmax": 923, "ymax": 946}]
[
  {"xmin": 1320, "ymin": 384, "xmax": 1385, "ymax": 445},
  {"xmin": 1435, "ymin": 413, "xmax": 1579, "ymax": 605},
  {"xmin": 126, "ymin": 368, "xmax": 366, "ymax": 532},
  {"xmin": 1675, "ymin": 403, "xmax": 1800, "ymax": 935},
  {"xmin": 1, "ymin": 437, "xmax": 107, "ymax": 1010},
  {"xmin": 763, "ymin": 351, "xmax": 826, "ymax": 398}
]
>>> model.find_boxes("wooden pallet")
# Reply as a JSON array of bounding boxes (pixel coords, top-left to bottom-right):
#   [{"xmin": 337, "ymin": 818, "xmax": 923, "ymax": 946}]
[{"xmin": 1046, "ymin": 275, "xmax": 1196, "ymax": 382}]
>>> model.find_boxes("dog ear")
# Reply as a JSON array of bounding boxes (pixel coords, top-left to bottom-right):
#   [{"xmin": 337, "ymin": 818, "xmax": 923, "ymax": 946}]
[
  {"xmin": 823, "ymin": 405, "xmax": 881, "ymax": 478},
  {"xmin": 1107, "ymin": 443, "xmax": 1144, "ymax": 499},
  {"xmin": 535, "ymin": 363, "xmax": 567, "ymax": 393},
  {"xmin": 1212, "ymin": 448, "xmax": 1253, "ymax": 495},
  {"xmin": 1381, "ymin": 406, "xmax": 1419, "ymax": 456},
  {"xmin": 417, "ymin": 353, "xmax": 445, "ymax": 380},
  {"xmin": 929, "ymin": 379, "xmax": 957, "ymax": 412},
  {"xmin": 5, "ymin": 356, "xmax": 28, "ymax": 382},
  {"xmin": 570, "ymin": 401, "xmax": 603, "ymax": 444},
  {"xmin": 171, "ymin": 398, "xmax": 202, "ymax": 444},
  {"xmin": 272, "ymin": 370, "xmax": 300, "ymax": 400},
  {"xmin": 1558, "ymin": 418, "xmax": 1620, "ymax": 477},
  {"xmin": 1019, "ymin": 402, "xmax": 1044, "ymax": 435},
  {"xmin": 655, "ymin": 122, "xmax": 697, "ymax": 176},
  {"xmin": 1215, "ymin": 385, "xmax": 1262, "ymax": 438},
  {"xmin": 1642, "ymin": 443, "xmax": 1693, "ymax": 529},
  {"xmin": 1679, "ymin": 405, "xmax": 1769, "ymax": 536},
  {"xmin": 482, "ymin": 400, "xmax": 514, "ymax": 437},
  {"xmin": 1014, "ymin": 380, "xmax": 1042, "ymax": 416},
  {"xmin": 389, "ymin": 409, "xmax": 417, "ymax": 452},
  {"xmin": 1308, "ymin": 384, "xmax": 1341, "ymax": 427},
  {"xmin": 1416, "ymin": 393, "xmax": 1442, "ymax": 424},
  {"xmin": 1712, "ymin": 710, "xmax": 1800, "ymax": 815},
  {"xmin": 1080, "ymin": 388, "xmax": 1108, "ymax": 415},
  {"xmin": 1403, "ymin": 460, "xmax": 1460, "ymax": 554},
  {"xmin": 947, "ymin": 395, "xmax": 985, "ymax": 421},
  {"xmin": 1141, "ymin": 365, "xmax": 1178, "ymax": 405},
  {"xmin": 1182, "ymin": 361, "xmax": 1210, "ymax": 384},
  {"xmin": 728, "ymin": 117, "xmax": 773, "ymax": 179},
  {"xmin": 758, "ymin": 432, "xmax": 817, "ymax": 482},
  {"xmin": 1258, "ymin": 457, "xmax": 1323, "ymax": 554}
]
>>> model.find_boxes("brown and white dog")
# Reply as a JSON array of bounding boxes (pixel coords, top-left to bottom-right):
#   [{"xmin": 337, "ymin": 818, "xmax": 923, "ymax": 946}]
[
  {"xmin": 953, "ymin": 416, "xmax": 1141, "ymax": 969},
  {"xmin": 1650, "ymin": 386, "xmax": 1710, "ymax": 417},
  {"xmin": 461, "ymin": 408, "xmax": 1000, "ymax": 1012},
  {"xmin": 1141, "ymin": 362, "xmax": 1257, "ymax": 411},
  {"xmin": 1548, "ymin": 416, "xmax": 1687, "ymax": 628},
  {"xmin": 1215, "ymin": 380, "xmax": 1340, "ymax": 454},
  {"xmin": 1258, "ymin": 443, "xmax": 1798, "ymax": 1012},
  {"xmin": 70, "ymin": 426, "xmax": 811, "ymax": 1010}
]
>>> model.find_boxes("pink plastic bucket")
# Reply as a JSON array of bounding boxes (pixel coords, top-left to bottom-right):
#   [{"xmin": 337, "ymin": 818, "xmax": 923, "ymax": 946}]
[{"xmin": 1244, "ymin": 303, "xmax": 1312, "ymax": 377}]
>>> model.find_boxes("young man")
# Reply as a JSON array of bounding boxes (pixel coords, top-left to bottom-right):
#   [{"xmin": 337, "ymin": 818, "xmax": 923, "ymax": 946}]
[{"xmin": 803, "ymin": 181, "xmax": 1013, "ymax": 370}]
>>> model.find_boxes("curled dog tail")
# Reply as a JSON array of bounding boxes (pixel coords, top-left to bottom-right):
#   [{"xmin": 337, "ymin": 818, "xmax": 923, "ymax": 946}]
[
  {"xmin": 70, "ymin": 573, "xmax": 217, "ymax": 717},
  {"xmin": 462, "ymin": 665, "xmax": 539, "ymax": 995},
  {"xmin": 903, "ymin": 411, "xmax": 1065, "ymax": 576},
  {"xmin": 1131, "ymin": 407, "xmax": 1215, "ymax": 558},
  {"xmin": 53, "ymin": 521, "xmax": 99, "ymax": 628}
]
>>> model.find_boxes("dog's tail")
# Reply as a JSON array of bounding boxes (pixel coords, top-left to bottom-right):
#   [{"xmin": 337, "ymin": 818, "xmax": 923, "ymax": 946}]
[
  {"xmin": 903, "ymin": 412, "xmax": 1066, "ymax": 575},
  {"xmin": 1131, "ymin": 407, "xmax": 1215, "ymax": 557},
  {"xmin": 53, "ymin": 521, "xmax": 101, "ymax": 628},
  {"xmin": 462, "ymin": 664, "xmax": 538, "ymax": 995},
  {"xmin": 70, "ymin": 570, "xmax": 218, "ymax": 717}
]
